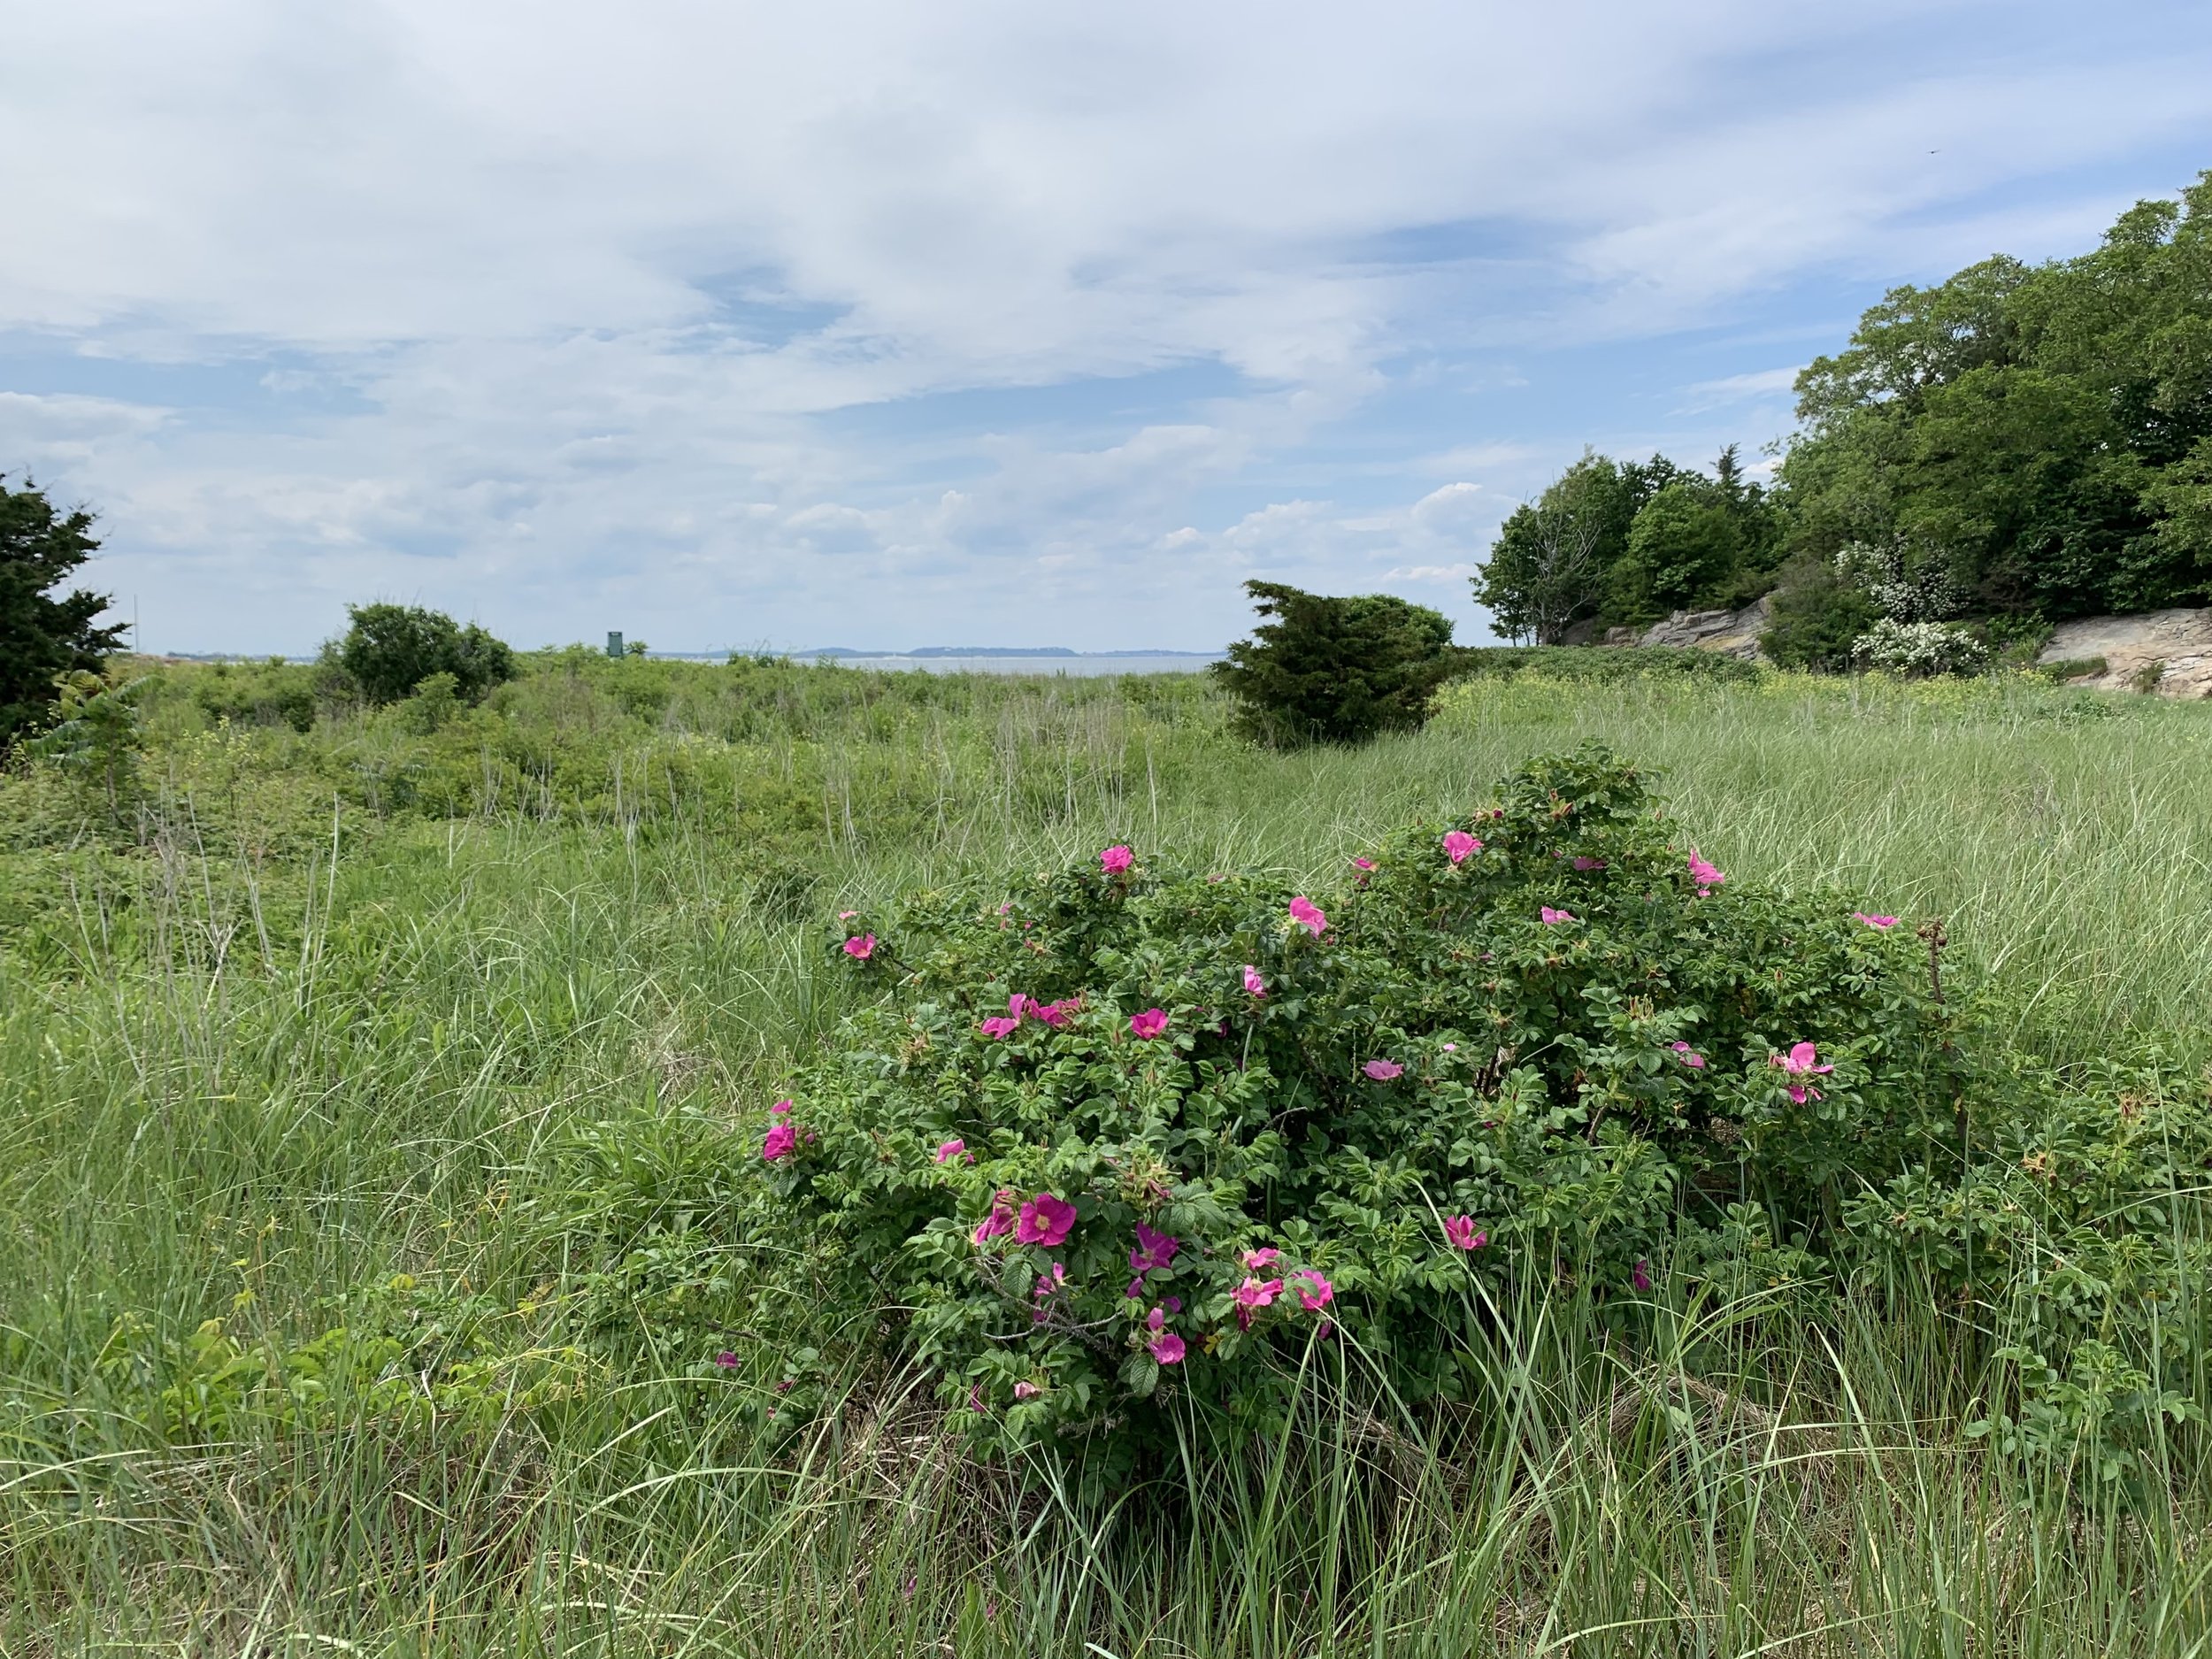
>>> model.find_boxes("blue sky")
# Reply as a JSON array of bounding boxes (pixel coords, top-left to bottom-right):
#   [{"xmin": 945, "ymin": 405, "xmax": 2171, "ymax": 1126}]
[{"xmin": 3, "ymin": 1, "xmax": 2209, "ymax": 654}]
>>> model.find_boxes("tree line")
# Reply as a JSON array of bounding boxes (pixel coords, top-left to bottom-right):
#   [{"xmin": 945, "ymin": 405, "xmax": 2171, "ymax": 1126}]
[{"xmin": 1477, "ymin": 171, "xmax": 2212, "ymax": 668}]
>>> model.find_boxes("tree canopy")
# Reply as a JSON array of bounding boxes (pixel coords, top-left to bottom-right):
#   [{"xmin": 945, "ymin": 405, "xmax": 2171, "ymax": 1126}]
[
  {"xmin": 1211, "ymin": 580, "xmax": 1457, "ymax": 746},
  {"xmin": 1474, "ymin": 171, "xmax": 2212, "ymax": 656},
  {"xmin": 1, "ymin": 476, "xmax": 127, "ymax": 743},
  {"xmin": 333, "ymin": 603, "xmax": 518, "ymax": 705}
]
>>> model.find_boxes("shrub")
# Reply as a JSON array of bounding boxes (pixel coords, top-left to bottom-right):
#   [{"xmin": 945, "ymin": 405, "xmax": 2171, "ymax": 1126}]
[
  {"xmin": 1212, "ymin": 580, "xmax": 1456, "ymax": 746},
  {"xmin": 333, "ymin": 603, "xmax": 517, "ymax": 706},
  {"xmin": 1853, "ymin": 618, "xmax": 1990, "ymax": 677},
  {"xmin": 762, "ymin": 747, "xmax": 1978, "ymax": 1467},
  {"xmin": 1449, "ymin": 645, "xmax": 1765, "ymax": 686}
]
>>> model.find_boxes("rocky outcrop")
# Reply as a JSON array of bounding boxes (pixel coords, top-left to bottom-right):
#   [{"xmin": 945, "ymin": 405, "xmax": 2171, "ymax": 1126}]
[
  {"xmin": 1602, "ymin": 595, "xmax": 1772, "ymax": 660},
  {"xmin": 2036, "ymin": 608, "xmax": 2212, "ymax": 699}
]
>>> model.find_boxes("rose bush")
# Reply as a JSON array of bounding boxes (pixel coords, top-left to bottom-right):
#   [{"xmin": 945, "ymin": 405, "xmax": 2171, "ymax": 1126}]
[{"xmin": 757, "ymin": 746, "xmax": 2204, "ymax": 1473}]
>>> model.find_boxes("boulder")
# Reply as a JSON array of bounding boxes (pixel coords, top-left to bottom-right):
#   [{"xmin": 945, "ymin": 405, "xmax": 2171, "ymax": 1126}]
[
  {"xmin": 2035, "ymin": 609, "xmax": 2212, "ymax": 699},
  {"xmin": 1633, "ymin": 595, "xmax": 1772, "ymax": 661}
]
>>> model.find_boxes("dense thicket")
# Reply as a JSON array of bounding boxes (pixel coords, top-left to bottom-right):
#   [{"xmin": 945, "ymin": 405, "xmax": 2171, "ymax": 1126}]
[
  {"xmin": 1476, "ymin": 171, "xmax": 2212, "ymax": 658},
  {"xmin": 0, "ymin": 476, "xmax": 127, "ymax": 742}
]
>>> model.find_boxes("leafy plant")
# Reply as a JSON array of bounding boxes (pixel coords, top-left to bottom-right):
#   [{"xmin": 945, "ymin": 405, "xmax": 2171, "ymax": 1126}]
[
  {"xmin": 762, "ymin": 746, "xmax": 1971, "ymax": 1466},
  {"xmin": 1853, "ymin": 618, "xmax": 1990, "ymax": 677}
]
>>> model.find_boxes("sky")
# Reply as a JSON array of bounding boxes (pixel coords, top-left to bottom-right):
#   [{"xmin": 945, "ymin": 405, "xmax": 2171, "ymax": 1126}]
[{"xmin": 4, "ymin": 2, "xmax": 2210, "ymax": 656}]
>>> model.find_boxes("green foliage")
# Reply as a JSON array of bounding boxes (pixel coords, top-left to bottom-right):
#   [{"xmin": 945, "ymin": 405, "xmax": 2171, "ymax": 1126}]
[
  {"xmin": 1763, "ymin": 552, "xmax": 1883, "ymax": 671},
  {"xmin": 1212, "ymin": 580, "xmax": 1456, "ymax": 746},
  {"xmin": 0, "ymin": 475, "xmax": 127, "ymax": 742},
  {"xmin": 27, "ymin": 670, "xmax": 150, "ymax": 819},
  {"xmin": 1449, "ymin": 644, "xmax": 1766, "ymax": 685},
  {"xmin": 188, "ymin": 657, "xmax": 328, "ymax": 732},
  {"xmin": 766, "ymin": 747, "xmax": 1984, "ymax": 1465},
  {"xmin": 333, "ymin": 602, "xmax": 517, "ymax": 705},
  {"xmin": 1783, "ymin": 173, "xmax": 2212, "ymax": 620},
  {"xmin": 1853, "ymin": 618, "xmax": 1990, "ymax": 677}
]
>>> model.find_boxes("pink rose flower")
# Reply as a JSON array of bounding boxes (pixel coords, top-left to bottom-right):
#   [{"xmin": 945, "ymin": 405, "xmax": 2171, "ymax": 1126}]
[
  {"xmin": 1292, "ymin": 1270, "xmax": 1333, "ymax": 1311},
  {"xmin": 1853, "ymin": 912, "xmax": 1900, "ymax": 929},
  {"xmin": 1241, "ymin": 1247, "xmax": 1281, "ymax": 1271},
  {"xmin": 1288, "ymin": 896, "xmax": 1327, "ymax": 934},
  {"xmin": 1014, "ymin": 1380, "xmax": 1041, "ymax": 1400},
  {"xmin": 1129, "ymin": 1008, "xmax": 1168, "ymax": 1041},
  {"xmin": 978, "ymin": 1016, "xmax": 1020, "ymax": 1040},
  {"xmin": 1442, "ymin": 1215, "xmax": 1486, "ymax": 1251},
  {"xmin": 1670, "ymin": 1041, "xmax": 1706, "ymax": 1069},
  {"xmin": 1686, "ymin": 851, "xmax": 1725, "ymax": 895},
  {"xmin": 1016, "ymin": 1192, "xmax": 1077, "ymax": 1248},
  {"xmin": 935, "ymin": 1139, "xmax": 966, "ymax": 1163},
  {"xmin": 1100, "ymin": 845, "xmax": 1133, "ymax": 874},
  {"xmin": 1540, "ymin": 907, "xmax": 1577, "ymax": 925},
  {"xmin": 770, "ymin": 1099, "xmax": 792, "ymax": 1116},
  {"xmin": 842, "ymin": 933, "xmax": 875, "ymax": 960},
  {"xmin": 1149, "ymin": 1332, "xmax": 1187, "ymax": 1364},
  {"xmin": 1442, "ymin": 830, "xmax": 1480, "ymax": 864},
  {"xmin": 1128, "ymin": 1223, "xmax": 1180, "ymax": 1274},
  {"xmin": 1242, "ymin": 964, "xmax": 1266, "ymax": 997},
  {"xmin": 1632, "ymin": 1258, "xmax": 1653, "ymax": 1292},
  {"xmin": 1362, "ymin": 1058, "xmax": 1403, "ymax": 1081},
  {"xmin": 762, "ymin": 1122, "xmax": 797, "ymax": 1161},
  {"xmin": 972, "ymin": 1190, "xmax": 1018, "ymax": 1244}
]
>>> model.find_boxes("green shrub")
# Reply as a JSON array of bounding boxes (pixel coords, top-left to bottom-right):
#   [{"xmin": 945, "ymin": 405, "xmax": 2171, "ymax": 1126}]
[
  {"xmin": 333, "ymin": 603, "xmax": 517, "ymax": 706},
  {"xmin": 1212, "ymin": 580, "xmax": 1457, "ymax": 746},
  {"xmin": 763, "ymin": 747, "xmax": 1976, "ymax": 1467},
  {"xmin": 1449, "ymin": 645, "xmax": 1766, "ymax": 685},
  {"xmin": 2038, "ymin": 655, "xmax": 2108, "ymax": 684}
]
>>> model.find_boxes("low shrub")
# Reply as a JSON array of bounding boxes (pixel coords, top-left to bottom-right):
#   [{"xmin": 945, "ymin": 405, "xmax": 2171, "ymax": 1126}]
[
  {"xmin": 1853, "ymin": 618, "xmax": 1990, "ymax": 677},
  {"xmin": 763, "ymin": 748, "xmax": 1975, "ymax": 1468},
  {"xmin": 1448, "ymin": 645, "xmax": 1765, "ymax": 685}
]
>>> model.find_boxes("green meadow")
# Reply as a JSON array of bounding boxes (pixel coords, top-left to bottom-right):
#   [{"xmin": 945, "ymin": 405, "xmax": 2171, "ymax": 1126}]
[{"xmin": 4, "ymin": 654, "xmax": 2212, "ymax": 1655}]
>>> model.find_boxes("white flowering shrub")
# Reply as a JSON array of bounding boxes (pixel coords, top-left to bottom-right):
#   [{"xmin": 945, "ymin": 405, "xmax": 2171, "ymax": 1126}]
[{"xmin": 1853, "ymin": 618, "xmax": 1989, "ymax": 677}]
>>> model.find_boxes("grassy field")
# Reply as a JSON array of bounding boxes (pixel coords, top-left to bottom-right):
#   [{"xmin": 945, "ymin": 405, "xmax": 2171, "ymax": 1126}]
[{"xmin": 4, "ymin": 657, "xmax": 2211, "ymax": 1655}]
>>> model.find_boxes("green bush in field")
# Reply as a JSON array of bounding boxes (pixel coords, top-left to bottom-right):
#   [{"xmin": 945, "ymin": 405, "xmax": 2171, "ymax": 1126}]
[
  {"xmin": 333, "ymin": 603, "xmax": 517, "ymax": 706},
  {"xmin": 756, "ymin": 744, "xmax": 2210, "ymax": 1479},
  {"xmin": 764, "ymin": 749, "xmax": 1949, "ymax": 1460},
  {"xmin": 1448, "ymin": 644, "xmax": 1766, "ymax": 685},
  {"xmin": 1212, "ymin": 580, "xmax": 1458, "ymax": 746}
]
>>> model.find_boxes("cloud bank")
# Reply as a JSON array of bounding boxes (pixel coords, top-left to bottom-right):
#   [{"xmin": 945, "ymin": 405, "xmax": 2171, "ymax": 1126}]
[{"xmin": 2, "ymin": 0, "xmax": 2208, "ymax": 650}]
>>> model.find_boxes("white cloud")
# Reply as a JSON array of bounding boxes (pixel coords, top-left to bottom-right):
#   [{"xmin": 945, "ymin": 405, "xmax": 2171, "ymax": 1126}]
[{"xmin": 1, "ymin": 1, "xmax": 2207, "ymax": 648}]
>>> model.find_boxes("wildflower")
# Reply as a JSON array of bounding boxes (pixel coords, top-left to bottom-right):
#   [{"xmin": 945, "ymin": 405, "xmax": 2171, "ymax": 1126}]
[
  {"xmin": 978, "ymin": 1016, "xmax": 1020, "ymax": 1040},
  {"xmin": 903, "ymin": 1575, "xmax": 918, "ymax": 1600},
  {"xmin": 1316, "ymin": 1319, "xmax": 1335, "ymax": 1340},
  {"xmin": 1572, "ymin": 856, "xmax": 1607, "ymax": 872},
  {"xmin": 1129, "ymin": 1008, "xmax": 1168, "ymax": 1041},
  {"xmin": 1853, "ymin": 912, "xmax": 1900, "ymax": 929},
  {"xmin": 1772, "ymin": 1041, "xmax": 1833, "ymax": 1104},
  {"xmin": 1032, "ymin": 999, "xmax": 1073, "ymax": 1027},
  {"xmin": 1241, "ymin": 1247, "xmax": 1281, "ymax": 1271},
  {"xmin": 1352, "ymin": 856, "xmax": 1376, "ymax": 872},
  {"xmin": 1443, "ymin": 830, "xmax": 1480, "ymax": 864},
  {"xmin": 1014, "ymin": 1380, "xmax": 1041, "ymax": 1400},
  {"xmin": 1125, "ymin": 1278, "xmax": 1145, "ymax": 1299},
  {"xmin": 1540, "ymin": 906, "xmax": 1576, "ymax": 925},
  {"xmin": 842, "ymin": 933, "xmax": 875, "ymax": 960},
  {"xmin": 1442, "ymin": 1215, "xmax": 1485, "ymax": 1251},
  {"xmin": 1441, "ymin": 1041, "xmax": 1457, "ymax": 1052},
  {"xmin": 1632, "ymin": 1258, "xmax": 1653, "ymax": 1292},
  {"xmin": 1146, "ymin": 1305, "xmax": 1166, "ymax": 1331},
  {"xmin": 1670, "ymin": 1041, "xmax": 1706, "ymax": 1070},
  {"xmin": 1232, "ymin": 1277, "xmax": 1284, "ymax": 1329},
  {"xmin": 713, "ymin": 1350, "xmax": 739, "ymax": 1369},
  {"xmin": 1129, "ymin": 1223, "xmax": 1180, "ymax": 1274},
  {"xmin": 762, "ymin": 1122, "xmax": 798, "ymax": 1161},
  {"xmin": 973, "ymin": 1190, "xmax": 1018, "ymax": 1244},
  {"xmin": 1242, "ymin": 964, "xmax": 1266, "ymax": 997},
  {"xmin": 1016, "ymin": 1193, "xmax": 1078, "ymax": 1247},
  {"xmin": 1288, "ymin": 896, "xmax": 1327, "ymax": 934},
  {"xmin": 1686, "ymin": 851, "xmax": 1725, "ymax": 895},
  {"xmin": 770, "ymin": 1099, "xmax": 793, "ymax": 1116},
  {"xmin": 1164, "ymin": 1296, "xmax": 1181, "ymax": 1313},
  {"xmin": 1292, "ymin": 1270, "xmax": 1333, "ymax": 1311},
  {"xmin": 775, "ymin": 1379, "xmax": 793, "ymax": 1393},
  {"xmin": 1149, "ymin": 1332, "xmax": 1187, "ymax": 1364},
  {"xmin": 1362, "ymin": 1058, "xmax": 1403, "ymax": 1081},
  {"xmin": 1101, "ymin": 844, "xmax": 1133, "ymax": 874},
  {"xmin": 935, "ymin": 1139, "xmax": 966, "ymax": 1164}
]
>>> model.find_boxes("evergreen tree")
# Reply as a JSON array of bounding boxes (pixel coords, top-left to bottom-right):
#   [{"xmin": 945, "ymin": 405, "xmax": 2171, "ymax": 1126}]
[{"xmin": 1, "ymin": 476, "xmax": 127, "ymax": 743}]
